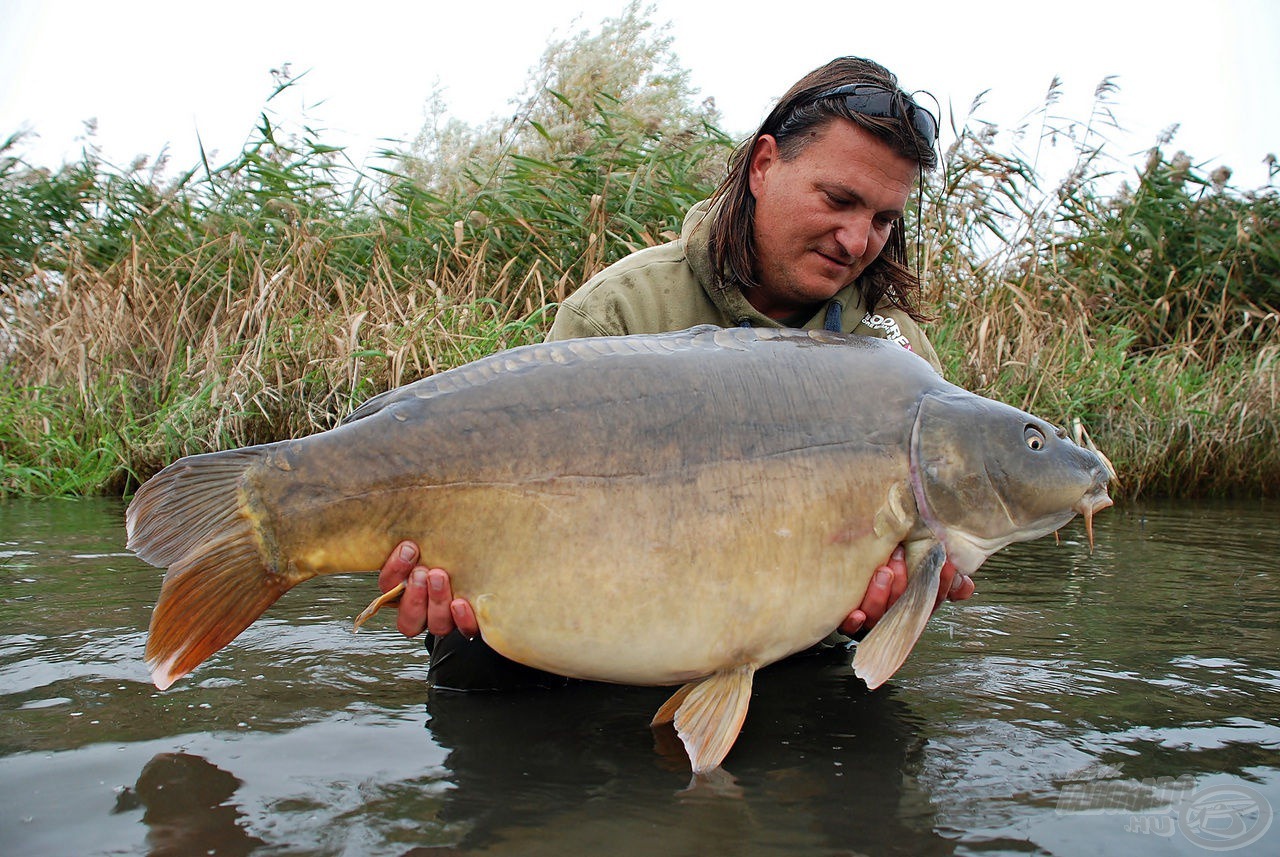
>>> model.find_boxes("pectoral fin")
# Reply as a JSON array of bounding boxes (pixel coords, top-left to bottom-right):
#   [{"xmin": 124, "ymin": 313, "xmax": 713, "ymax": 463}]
[
  {"xmin": 651, "ymin": 665, "xmax": 755, "ymax": 774},
  {"xmin": 853, "ymin": 541, "xmax": 946, "ymax": 690}
]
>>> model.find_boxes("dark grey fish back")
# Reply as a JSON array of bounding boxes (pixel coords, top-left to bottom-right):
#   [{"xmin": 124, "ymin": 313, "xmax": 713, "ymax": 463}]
[
  {"xmin": 343, "ymin": 326, "xmax": 742, "ymax": 423},
  {"xmin": 325, "ymin": 326, "xmax": 950, "ymax": 483}
]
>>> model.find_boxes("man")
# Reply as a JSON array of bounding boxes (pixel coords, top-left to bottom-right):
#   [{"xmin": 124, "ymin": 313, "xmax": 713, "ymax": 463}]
[{"xmin": 382, "ymin": 56, "xmax": 974, "ymax": 689}]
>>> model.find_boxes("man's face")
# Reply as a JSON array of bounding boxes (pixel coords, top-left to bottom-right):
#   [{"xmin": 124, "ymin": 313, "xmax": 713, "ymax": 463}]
[{"xmin": 747, "ymin": 118, "xmax": 917, "ymax": 319}]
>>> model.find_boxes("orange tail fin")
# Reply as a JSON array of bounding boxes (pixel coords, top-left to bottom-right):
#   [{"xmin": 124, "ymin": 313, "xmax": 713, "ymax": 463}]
[{"xmin": 126, "ymin": 449, "xmax": 299, "ymax": 690}]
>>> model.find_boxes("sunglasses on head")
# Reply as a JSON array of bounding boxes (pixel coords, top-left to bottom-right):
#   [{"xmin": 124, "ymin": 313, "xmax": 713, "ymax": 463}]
[{"xmin": 807, "ymin": 83, "xmax": 939, "ymax": 144}]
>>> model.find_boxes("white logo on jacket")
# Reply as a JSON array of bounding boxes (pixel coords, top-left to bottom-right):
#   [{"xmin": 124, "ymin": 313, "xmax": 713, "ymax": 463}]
[{"xmin": 860, "ymin": 312, "xmax": 914, "ymax": 352}]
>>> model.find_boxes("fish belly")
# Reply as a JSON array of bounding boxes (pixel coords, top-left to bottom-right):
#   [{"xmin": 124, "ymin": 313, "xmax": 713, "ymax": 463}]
[{"xmin": 264, "ymin": 448, "xmax": 909, "ymax": 686}]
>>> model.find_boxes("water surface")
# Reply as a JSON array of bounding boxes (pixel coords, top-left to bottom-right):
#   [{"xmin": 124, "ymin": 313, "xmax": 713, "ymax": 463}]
[{"xmin": 1, "ymin": 498, "xmax": 1276, "ymax": 855}]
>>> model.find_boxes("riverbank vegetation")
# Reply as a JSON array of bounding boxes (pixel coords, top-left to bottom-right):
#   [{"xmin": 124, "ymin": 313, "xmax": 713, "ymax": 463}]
[{"xmin": 2, "ymin": 5, "xmax": 1277, "ymax": 498}]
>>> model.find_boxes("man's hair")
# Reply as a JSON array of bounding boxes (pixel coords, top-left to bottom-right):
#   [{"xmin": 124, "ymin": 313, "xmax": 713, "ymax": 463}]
[{"xmin": 707, "ymin": 56, "xmax": 938, "ymax": 321}]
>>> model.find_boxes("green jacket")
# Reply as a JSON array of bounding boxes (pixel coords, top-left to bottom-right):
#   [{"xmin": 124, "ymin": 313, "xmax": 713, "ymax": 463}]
[{"xmin": 547, "ymin": 200, "xmax": 942, "ymax": 373}]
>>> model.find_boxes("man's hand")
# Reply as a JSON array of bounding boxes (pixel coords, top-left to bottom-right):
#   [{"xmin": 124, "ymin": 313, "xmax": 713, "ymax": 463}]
[
  {"xmin": 378, "ymin": 540, "xmax": 974, "ymax": 641},
  {"xmin": 839, "ymin": 545, "xmax": 974, "ymax": 635},
  {"xmin": 378, "ymin": 541, "xmax": 478, "ymax": 639}
]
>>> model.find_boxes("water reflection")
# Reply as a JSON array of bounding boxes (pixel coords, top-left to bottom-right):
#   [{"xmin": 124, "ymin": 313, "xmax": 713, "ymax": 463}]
[
  {"xmin": 421, "ymin": 652, "xmax": 956, "ymax": 856},
  {"xmin": 113, "ymin": 752, "xmax": 265, "ymax": 857}
]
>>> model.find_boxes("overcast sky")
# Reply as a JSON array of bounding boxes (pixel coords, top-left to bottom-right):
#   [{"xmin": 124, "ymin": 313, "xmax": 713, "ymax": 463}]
[{"xmin": 2, "ymin": 0, "xmax": 1277, "ymax": 187}]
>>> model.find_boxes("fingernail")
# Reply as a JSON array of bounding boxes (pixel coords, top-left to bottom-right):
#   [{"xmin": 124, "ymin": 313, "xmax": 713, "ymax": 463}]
[
  {"xmin": 428, "ymin": 571, "xmax": 445, "ymax": 593},
  {"xmin": 408, "ymin": 568, "xmax": 427, "ymax": 588},
  {"xmin": 891, "ymin": 546, "xmax": 905, "ymax": 561},
  {"xmin": 399, "ymin": 542, "xmax": 417, "ymax": 562},
  {"xmin": 875, "ymin": 569, "xmax": 892, "ymax": 585},
  {"xmin": 452, "ymin": 606, "xmax": 475, "ymax": 640}
]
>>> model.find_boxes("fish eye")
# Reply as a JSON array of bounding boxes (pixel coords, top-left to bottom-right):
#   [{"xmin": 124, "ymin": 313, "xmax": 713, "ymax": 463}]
[{"xmin": 1024, "ymin": 426, "xmax": 1046, "ymax": 450}]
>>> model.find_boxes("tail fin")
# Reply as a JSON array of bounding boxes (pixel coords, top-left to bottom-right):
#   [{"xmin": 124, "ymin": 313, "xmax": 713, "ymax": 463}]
[{"xmin": 127, "ymin": 449, "xmax": 299, "ymax": 690}]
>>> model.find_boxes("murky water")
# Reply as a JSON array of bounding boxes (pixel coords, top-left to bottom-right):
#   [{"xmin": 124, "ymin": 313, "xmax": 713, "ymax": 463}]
[{"xmin": 1, "ymin": 497, "xmax": 1277, "ymax": 856}]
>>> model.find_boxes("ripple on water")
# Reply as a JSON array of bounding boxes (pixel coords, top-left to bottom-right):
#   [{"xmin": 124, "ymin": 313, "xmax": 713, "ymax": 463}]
[
  {"xmin": 1093, "ymin": 717, "xmax": 1280, "ymax": 754},
  {"xmin": 17, "ymin": 696, "xmax": 73, "ymax": 710},
  {"xmin": 0, "ymin": 629, "xmax": 151, "ymax": 699}
]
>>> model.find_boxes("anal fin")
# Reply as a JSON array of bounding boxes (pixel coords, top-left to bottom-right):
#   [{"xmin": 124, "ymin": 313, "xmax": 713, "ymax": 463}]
[
  {"xmin": 853, "ymin": 541, "xmax": 945, "ymax": 690},
  {"xmin": 651, "ymin": 665, "xmax": 755, "ymax": 774}
]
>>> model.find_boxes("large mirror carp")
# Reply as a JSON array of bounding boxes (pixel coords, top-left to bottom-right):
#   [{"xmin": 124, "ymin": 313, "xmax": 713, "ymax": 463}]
[{"xmin": 127, "ymin": 325, "xmax": 1112, "ymax": 773}]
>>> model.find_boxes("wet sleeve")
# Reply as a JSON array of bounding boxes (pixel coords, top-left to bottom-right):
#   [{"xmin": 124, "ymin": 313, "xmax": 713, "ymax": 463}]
[{"xmin": 426, "ymin": 631, "xmax": 569, "ymax": 691}]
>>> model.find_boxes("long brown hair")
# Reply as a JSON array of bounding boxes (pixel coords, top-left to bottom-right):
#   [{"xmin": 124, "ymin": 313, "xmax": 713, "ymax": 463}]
[{"xmin": 707, "ymin": 57, "xmax": 938, "ymax": 320}]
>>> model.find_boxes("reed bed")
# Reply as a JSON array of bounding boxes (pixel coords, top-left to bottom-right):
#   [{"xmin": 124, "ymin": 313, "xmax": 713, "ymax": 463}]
[
  {"xmin": 920, "ymin": 84, "xmax": 1278, "ymax": 496},
  {"xmin": 2, "ymin": 61, "xmax": 1277, "ymax": 498}
]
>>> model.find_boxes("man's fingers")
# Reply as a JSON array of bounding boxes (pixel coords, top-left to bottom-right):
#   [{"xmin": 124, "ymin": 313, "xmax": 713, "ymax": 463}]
[
  {"xmin": 425, "ymin": 568, "xmax": 458, "ymax": 637},
  {"xmin": 841, "ymin": 609, "xmax": 870, "ymax": 635},
  {"xmin": 844, "ymin": 547, "xmax": 908, "ymax": 635},
  {"xmin": 888, "ymin": 555, "xmax": 908, "ymax": 602},
  {"xmin": 949, "ymin": 572, "xmax": 976, "ymax": 602},
  {"xmin": 379, "ymin": 540, "xmax": 419, "ymax": 593},
  {"xmin": 846, "ymin": 567, "xmax": 894, "ymax": 633},
  {"xmin": 934, "ymin": 560, "xmax": 957, "ymax": 610},
  {"xmin": 397, "ymin": 567, "xmax": 430, "ymax": 638},
  {"xmin": 451, "ymin": 598, "xmax": 480, "ymax": 639},
  {"xmin": 931, "ymin": 561, "xmax": 974, "ymax": 611}
]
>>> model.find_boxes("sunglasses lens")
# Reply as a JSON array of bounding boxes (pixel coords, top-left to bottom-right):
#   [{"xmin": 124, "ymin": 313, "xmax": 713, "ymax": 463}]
[
  {"xmin": 843, "ymin": 89, "xmax": 937, "ymax": 143},
  {"xmin": 808, "ymin": 84, "xmax": 937, "ymax": 144},
  {"xmin": 913, "ymin": 108, "xmax": 938, "ymax": 143}
]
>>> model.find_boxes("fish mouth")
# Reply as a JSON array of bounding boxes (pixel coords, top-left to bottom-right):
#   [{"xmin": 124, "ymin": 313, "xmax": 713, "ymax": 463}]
[{"xmin": 1073, "ymin": 488, "xmax": 1114, "ymax": 551}]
